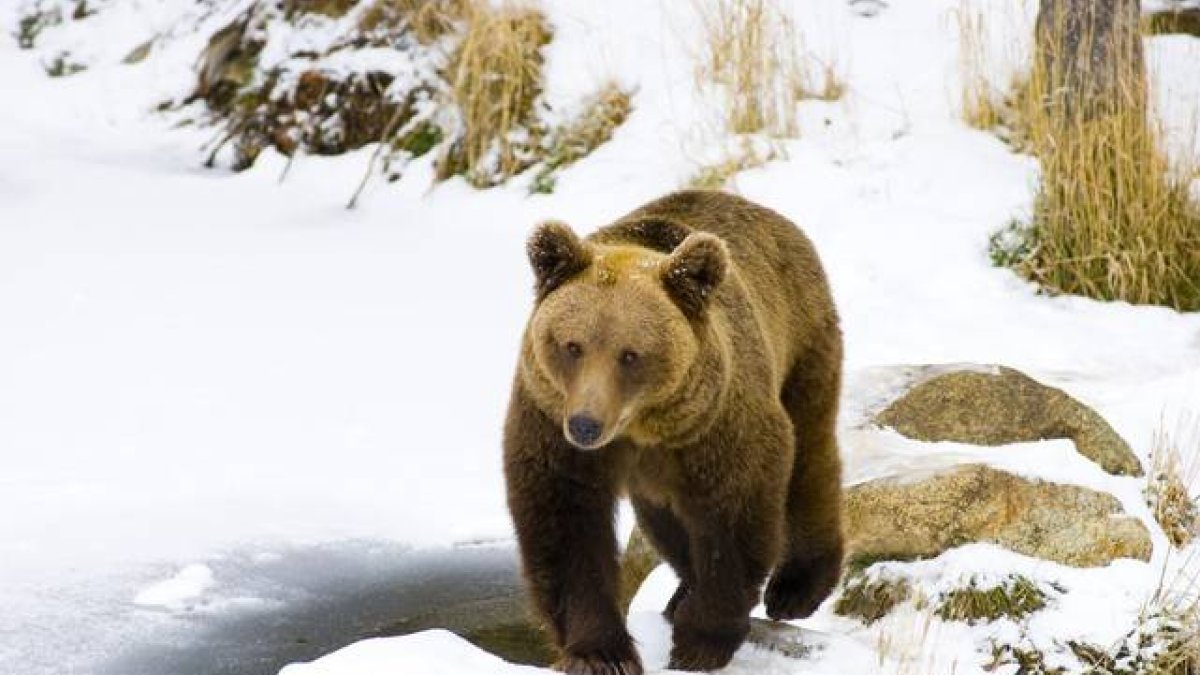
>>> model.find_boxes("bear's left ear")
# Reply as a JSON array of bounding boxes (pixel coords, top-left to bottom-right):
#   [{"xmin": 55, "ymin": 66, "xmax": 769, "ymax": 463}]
[
  {"xmin": 659, "ymin": 233, "xmax": 729, "ymax": 318},
  {"xmin": 527, "ymin": 220, "xmax": 592, "ymax": 300}
]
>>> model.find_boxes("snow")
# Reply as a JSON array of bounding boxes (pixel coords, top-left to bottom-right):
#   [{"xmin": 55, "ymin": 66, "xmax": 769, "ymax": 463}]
[
  {"xmin": 1, "ymin": 0, "xmax": 1199, "ymax": 673},
  {"xmin": 133, "ymin": 563, "xmax": 216, "ymax": 610},
  {"xmin": 279, "ymin": 631, "xmax": 547, "ymax": 675},
  {"xmin": 628, "ymin": 566, "xmax": 884, "ymax": 675}
]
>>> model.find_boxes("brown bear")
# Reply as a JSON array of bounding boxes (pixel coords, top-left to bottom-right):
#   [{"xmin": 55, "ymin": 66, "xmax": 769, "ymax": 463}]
[{"xmin": 504, "ymin": 190, "xmax": 844, "ymax": 674}]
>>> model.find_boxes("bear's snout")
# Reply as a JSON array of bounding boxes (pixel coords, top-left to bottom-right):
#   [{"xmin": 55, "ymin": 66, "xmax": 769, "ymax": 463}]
[{"xmin": 566, "ymin": 414, "xmax": 604, "ymax": 448}]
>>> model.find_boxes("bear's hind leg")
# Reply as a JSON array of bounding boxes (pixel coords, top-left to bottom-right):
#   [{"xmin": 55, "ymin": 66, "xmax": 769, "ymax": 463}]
[{"xmin": 763, "ymin": 336, "xmax": 845, "ymax": 621}]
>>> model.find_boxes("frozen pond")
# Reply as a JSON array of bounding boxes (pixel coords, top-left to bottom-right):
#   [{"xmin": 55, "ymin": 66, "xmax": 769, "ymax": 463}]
[{"xmin": 97, "ymin": 541, "xmax": 550, "ymax": 675}]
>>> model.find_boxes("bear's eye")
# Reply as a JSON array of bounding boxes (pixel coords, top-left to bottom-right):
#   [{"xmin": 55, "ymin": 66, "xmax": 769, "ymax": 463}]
[
  {"xmin": 619, "ymin": 349, "xmax": 640, "ymax": 366},
  {"xmin": 565, "ymin": 341, "xmax": 583, "ymax": 359}
]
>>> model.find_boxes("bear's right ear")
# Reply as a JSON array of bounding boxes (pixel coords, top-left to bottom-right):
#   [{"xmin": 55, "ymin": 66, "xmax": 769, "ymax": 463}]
[
  {"xmin": 659, "ymin": 232, "xmax": 729, "ymax": 318},
  {"xmin": 527, "ymin": 220, "xmax": 592, "ymax": 300}
]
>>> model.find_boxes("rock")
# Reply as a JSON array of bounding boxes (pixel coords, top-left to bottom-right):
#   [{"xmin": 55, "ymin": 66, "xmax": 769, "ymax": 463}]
[
  {"xmin": 619, "ymin": 526, "xmax": 661, "ymax": 615},
  {"xmin": 875, "ymin": 365, "xmax": 1142, "ymax": 476},
  {"xmin": 745, "ymin": 618, "xmax": 816, "ymax": 659},
  {"xmin": 195, "ymin": 12, "xmax": 256, "ymax": 104},
  {"xmin": 844, "ymin": 463, "xmax": 1152, "ymax": 568}
]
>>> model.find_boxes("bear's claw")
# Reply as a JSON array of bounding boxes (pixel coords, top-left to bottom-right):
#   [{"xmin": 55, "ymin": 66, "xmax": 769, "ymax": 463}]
[
  {"xmin": 668, "ymin": 638, "xmax": 739, "ymax": 672},
  {"xmin": 556, "ymin": 652, "xmax": 644, "ymax": 675}
]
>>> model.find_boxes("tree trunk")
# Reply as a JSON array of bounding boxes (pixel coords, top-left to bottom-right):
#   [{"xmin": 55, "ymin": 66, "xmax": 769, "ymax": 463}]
[{"xmin": 1034, "ymin": 0, "xmax": 1144, "ymax": 120}]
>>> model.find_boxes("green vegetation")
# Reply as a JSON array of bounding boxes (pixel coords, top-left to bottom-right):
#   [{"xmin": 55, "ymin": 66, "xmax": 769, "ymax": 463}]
[
  {"xmin": 17, "ymin": 5, "xmax": 62, "ymax": 49},
  {"xmin": 834, "ymin": 572, "xmax": 913, "ymax": 625},
  {"xmin": 936, "ymin": 576, "xmax": 1049, "ymax": 625},
  {"xmin": 531, "ymin": 84, "xmax": 632, "ymax": 194},
  {"xmin": 44, "ymin": 51, "xmax": 85, "ymax": 77}
]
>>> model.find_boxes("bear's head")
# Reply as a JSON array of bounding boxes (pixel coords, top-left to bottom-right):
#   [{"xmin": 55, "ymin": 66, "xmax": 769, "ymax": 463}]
[{"xmin": 522, "ymin": 220, "xmax": 730, "ymax": 450}]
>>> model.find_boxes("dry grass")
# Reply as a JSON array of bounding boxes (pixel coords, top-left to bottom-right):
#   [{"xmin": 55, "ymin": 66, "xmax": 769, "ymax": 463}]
[
  {"xmin": 693, "ymin": 0, "xmax": 807, "ymax": 137},
  {"xmin": 1071, "ymin": 549, "xmax": 1200, "ymax": 674},
  {"xmin": 1060, "ymin": 512, "xmax": 1200, "ymax": 674},
  {"xmin": 284, "ymin": 0, "xmax": 357, "ymax": 19},
  {"xmin": 1016, "ymin": 86, "xmax": 1200, "ymax": 310},
  {"xmin": 974, "ymin": 565, "xmax": 1197, "ymax": 674},
  {"xmin": 959, "ymin": 0, "xmax": 1200, "ymax": 311},
  {"xmin": 835, "ymin": 574, "xmax": 913, "ymax": 626},
  {"xmin": 1151, "ymin": 596, "xmax": 1200, "ymax": 675},
  {"xmin": 197, "ymin": 0, "xmax": 627, "ymax": 194},
  {"xmin": 437, "ymin": 1, "xmax": 551, "ymax": 187},
  {"xmin": 1144, "ymin": 546, "xmax": 1200, "ymax": 675},
  {"xmin": 358, "ymin": 0, "xmax": 469, "ymax": 43},
  {"xmin": 875, "ymin": 606, "xmax": 968, "ymax": 675},
  {"xmin": 1143, "ymin": 8, "xmax": 1200, "ymax": 38},
  {"xmin": 687, "ymin": 138, "xmax": 779, "ymax": 190},
  {"xmin": 531, "ymin": 83, "xmax": 632, "ymax": 194},
  {"xmin": 935, "ymin": 575, "xmax": 1049, "ymax": 625},
  {"xmin": 954, "ymin": 2, "xmax": 1004, "ymax": 130},
  {"xmin": 809, "ymin": 59, "xmax": 847, "ymax": 102},
  {"xmin": 1146, "ymin": 415, "xmax": 1200, "ymax": 548}
]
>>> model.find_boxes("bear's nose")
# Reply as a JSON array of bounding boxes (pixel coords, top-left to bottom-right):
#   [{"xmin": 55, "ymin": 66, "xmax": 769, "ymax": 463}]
[{"xmin": 567, "ymin": 414, "xmax": 604, "ymax": 447}]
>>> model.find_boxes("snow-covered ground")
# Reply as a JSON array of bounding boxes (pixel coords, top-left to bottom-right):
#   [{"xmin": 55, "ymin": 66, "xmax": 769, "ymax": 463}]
[{"xmin": 2, "ymin": 0, "xmax": 1199, "ymax": 673}]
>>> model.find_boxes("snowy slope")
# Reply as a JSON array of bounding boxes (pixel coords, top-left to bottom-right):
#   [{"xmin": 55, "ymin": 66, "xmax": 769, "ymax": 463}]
[{"xmin": 1, "ymin": 0, "xmax": 1199, "ymax": 673}]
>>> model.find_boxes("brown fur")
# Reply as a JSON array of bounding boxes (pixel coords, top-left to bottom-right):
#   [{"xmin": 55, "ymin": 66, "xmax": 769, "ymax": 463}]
[{"xmin": 504, "ymin": 190, "xmax": 844, "ymax": 673}]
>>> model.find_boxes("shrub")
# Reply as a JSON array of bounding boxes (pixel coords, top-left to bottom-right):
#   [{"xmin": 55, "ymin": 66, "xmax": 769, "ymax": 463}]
[{"xmin": 1145, "ymin": 416, "xmax": 1199, "ymax": 548}]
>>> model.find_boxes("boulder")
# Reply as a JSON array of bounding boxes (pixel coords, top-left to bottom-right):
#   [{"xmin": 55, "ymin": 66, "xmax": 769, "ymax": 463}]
[
  {"xmin": 844, "ymin": 463, "xmax": 1152, "ymax": 568},
  {"xmin": 875, "ymin": 366, "xmax": 1142, "ymax": 476},
  {"xmin": 619, "ymin": 526, "xmax": 661, "ymax": 615}
]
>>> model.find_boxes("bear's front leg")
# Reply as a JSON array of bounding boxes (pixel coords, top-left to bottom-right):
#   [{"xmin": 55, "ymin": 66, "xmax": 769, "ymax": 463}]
[
  {"xmin": 504, "ymin": 391, "xmax": 642, "ymax": 675},
  {"xmin": 667, "ymin": 524, "xmax": 770, "ymax": 671}
]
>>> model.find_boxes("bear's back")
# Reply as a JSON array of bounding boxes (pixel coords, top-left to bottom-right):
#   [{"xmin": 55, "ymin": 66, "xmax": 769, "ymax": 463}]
[{"xmin": 591, "ymin": 190, "xmax": 838, "ymax": 376}]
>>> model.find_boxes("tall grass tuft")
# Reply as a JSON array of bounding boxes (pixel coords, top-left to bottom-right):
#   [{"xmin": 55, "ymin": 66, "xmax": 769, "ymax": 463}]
[
  {"xmin": 959, "ymin": 0, "xmax": 1200, "ymax": 311},
  {"xmin": 955, "ymin": 2, "xmax": 1003, "ymax": 130},
  {"xmin": 687, "ymin": 138, "xmax": 779, "ymax": 191},
  {"xmin": 1146, "ymin": 415, "xmax": 1200, "ymax": 548},
  {"xmin": 438, "ymin": 1, "xmax": 551, "ymax": 187},
  {"xmin": 531, "ymin": 83, "xmax": 632, "ymax": 194},
  {"xmin": 694, "ymin": 0, "xmax": 806, "ymax": 137}
]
